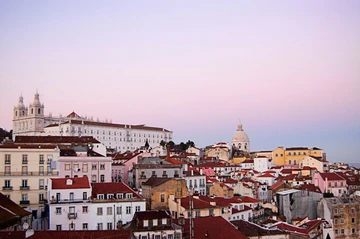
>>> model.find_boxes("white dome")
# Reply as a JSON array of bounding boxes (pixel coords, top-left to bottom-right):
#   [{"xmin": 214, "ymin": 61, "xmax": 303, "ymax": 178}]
[{"xmin": 232, "ymin": 124, "xmax": 249, "ymax": 142}]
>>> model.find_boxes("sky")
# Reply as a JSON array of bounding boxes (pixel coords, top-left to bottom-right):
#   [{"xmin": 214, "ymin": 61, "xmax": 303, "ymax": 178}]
[{"xmin": 0, "ymin": 1, "xmax": 359, "ymax": 163}]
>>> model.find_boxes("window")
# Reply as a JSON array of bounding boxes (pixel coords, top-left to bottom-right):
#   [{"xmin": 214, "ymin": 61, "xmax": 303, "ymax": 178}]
[
  {"xmin": 82, "ymin": 223, "xmax": 88, "ymax": 230},
  {"xmin": 56, "ymin": 225, "xmax": 62, "ymax": 231},
  {"xmin": 289, "ymin": 160, "xmax": 291, "ymax": 165},
  {"xmin": 352, "ymin": 228, "xmax": 356, "ymax": 234},
  {"xmin": 92, "ymin": 175, "xmax": 97, "ymax": 183},
  {"xmin": 47, "ymin": 155, "xmax": 53, "ymax": 164},
  {"xmin": 100, "ymin": 175, "xmax": 105, "ymax": 182},
  {"xmin": 126, "ymin": 193, "xmax": 132, "ymax": 199},
  {"xmin": 209, "ymin": 209, "xmax": 214, "ymax": 216},
  {"xmin": 196, "ymin": 210, "xmax": 201, "ymax": 217},
  {"xmin": 335, "ymin": 182, "xmax": 338, "ymax": 187},
  {"xmin": 82, "ymin": 163, "xmax": 88, "ymax": 172},
  {"xmin": 116, "ymin": 206, "xmax": 122, "ymax": 215},
  {"xmin": 334, "ymin": 208, "xmax": 338, "ymax": 214},
  {"xmin": 334, "ymin": 219, "xmax": 338, "ymax": 225},
  {"xmin": 117, "ymin": 193, "xmax": 123, "ymax": 199},
  {"xmin": 340, "ymin": 209, "xmax": 344, "ymax": 214},
  {"xmin": 22, "ymin": 155, "xmax": 28, "ymax": 164},
  {"xmin": 335, "ymin": 229, "xmax": 338, "ymax": 234},
  {"xmin": 135, "ymin": 206, "xmax": 140, "ymax": 212},
  {"xmin": 82, "ymin": 206, "xmax": 88, "ymax": 213},
  {"xmin": 341, "ymin": 218, "xmax": 344, "ymax": 224},
  {"xmin": 97, "ymin": 223, "xmax": 103, "ymax": 230},
  {"xmin": 162, "ymin": 218, "xmax": 167, "ymax": 225},
  {"xmin": 275, "ymin": 154, "xmax": 278, "ymax": 157},
  {"xmin": 97, "ymin": 194, "xmax": 104, "ymax": 200},
  {"xmin": 5, "ymin": 154, "xmax": 11, "ymax": 164},
  {"xmin": 352, "ymin": 218, "xmax": 355, "ymax": 223},
  {"xmin": 107, "ymin": 207, "xmax": 112, "ymax": 215},
  {"xmin": 126, "ymin": 206, "xmax": 131, "ymax": 214},
  {"xmin": 22, "ymin": 166, "xmax": 28, "ymax": 175},
  {"xmin": 100, "ymin": 164, "xmax": 105, "ymax": 170},
  {"xmin": 4, "ymin": 180, "xmax": 11, "ymax": 188},
  {"xmin": 69, "ymin": 192, "xmax": 74, "ymax": 201},
  {"xmin": 5, "ymin": 166, "xmax": 10, "ymax": 175},
  {"xmin": 56, "ymin": 207, "xmax": 62, "ymax": 214},
  {"xmin": 39, "ymin": 193, "xmax": 44, "ymax": 202},
  {"xmin": 341, "ymin": 229, "xmax": 344, "ymax": 234},
  {"xmin": 107, "ymin": 222, "xmax": 112, "ymax": 230},
  {"xmin": 351, "ymin": 208, "xmax": 355, "ymax": 213},
  {"xmin": 83, "ymin": 192, "xmax": 88, "ymax": 200},
  {"xmin": 65, "ymin": 164, "xmax": 70, "ymax": 170},
  {"xmin": 160, "ymin": 194, "xmax": 165, "ymax": 203},
  {"xmin": 92, "ymin": 164, "xmax": 97, "ymax": 170},
  {"xmin": 97, "ymin": 207, "xmax": 103, "ymax": 215},
  {"xmin": 143, "ymin": 220, "xmax": 149, "ymax": 227},
  {"xmin": 21, "ymin": 193, "xmax": 28, "ymax": 201},
  {"xmin": 22, "ymin": 179, "xmax": 28, "ymax": 187},
  {"xmin": 341, "ymin": 182, "xmax": 344, "ymax": 187},
  {"xmin": 39, "ymin": 155, "xmax": 44, "ymax": 164}
]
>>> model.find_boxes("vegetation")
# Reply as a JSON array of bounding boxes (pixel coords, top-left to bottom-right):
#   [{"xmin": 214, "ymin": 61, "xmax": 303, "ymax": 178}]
[{"xmin": 0, "ymin": 128, "xmax": 12, "ymax": 140}]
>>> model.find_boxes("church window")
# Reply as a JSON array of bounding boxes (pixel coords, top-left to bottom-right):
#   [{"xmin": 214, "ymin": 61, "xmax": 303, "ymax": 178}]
[
  {"xmin": 16, "ymin": 111, "xmax": 17, "ymax": 116},
  {"xmin": 22, "ymin": 111, "xmax": 24, "ymax": 116},
  {"xmin": 38, "ymin": 108, "xmax": 41, "ymax": 114},
  {"xmin": 31, "ymin": 109, "xmax": 33, "ymax": 114},
  {"xmin": 238, "ymin": 143, "xmax": 241, "ymax": 149}
]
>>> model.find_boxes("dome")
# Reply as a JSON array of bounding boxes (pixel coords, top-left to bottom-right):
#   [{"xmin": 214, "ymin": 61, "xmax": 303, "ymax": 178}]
[
  {"xmin": 232, "ymin": 124, "xmax": 249, "ymax": 142},
  {"xmin": 17, "ymin": 95, "xmax": 25, "ymax": 109}
]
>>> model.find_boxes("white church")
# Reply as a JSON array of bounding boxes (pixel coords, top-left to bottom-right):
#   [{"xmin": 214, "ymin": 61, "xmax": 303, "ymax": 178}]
[{"xmin": 13, "ymin": 92, "xmax": 173, "ymax": 152}]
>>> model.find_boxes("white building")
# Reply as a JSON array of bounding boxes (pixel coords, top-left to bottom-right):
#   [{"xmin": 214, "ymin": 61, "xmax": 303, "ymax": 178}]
[
  {"xmin": 183, "ymin": 168, "xmax": 207, "ymax": 195},
  {"xmin": 13, "ymin": 92, "xmax": 173, "ymax": 152},
  {"xmin": 47, "ymin": 178, "xmax": 146, "ymax": 230},
  {"xmin": 254, "ymin": 157, "xmax": 272, "ymax": 173},
  {"xmin": 231, "ymin": 123, "xmax": 250, "ymax": 152}
]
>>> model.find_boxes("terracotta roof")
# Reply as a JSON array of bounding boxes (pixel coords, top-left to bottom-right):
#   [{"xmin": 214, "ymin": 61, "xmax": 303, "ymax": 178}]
[
  {"xmin": 180, "ymin": 196, "xmax": 216, "ymax": 210},
  {"xmin": 257, "ymin": 173, "xmax": 275, "ymax": 178},
  {"xmin": 280, "ymin": 169, "xmax": 293, "ymax": 174},
  {"xmin": 286, "ymin": 147, "xmax": 309, "ymax": 150},
  {"xmin": 239, "ymin": 196, "xmax": 260, "ymax": 203},
  {"xmin": 92, "ymin": 182, "xmax": 141, "ymax": 198},
  {"xmin": 270, "ymin": 222, "xmax": 308, "ymax": 236},
  {"xmin": 51, "ymin": 177, "xmax": 90, "ymax": 190},
  {"xmin": 142, "ymin": 177, "xmax": 172, "ymax": 187},
  {"xmin": 231, "ymin": 205, "xmax": 252, "ymax": 213},
  {"xmin": 15, "ymin": 136, "xmax": 100, "ymax": 144},
  {"xmin": 180, "ymin": 216, "xmax": 248, "ymax": 239},
  {"xmin": 0, "ymin": 232, "xmax": 26, "ymax": 239},
  {"xmin": 295, "ymin": 184, "xmax": 321, "ymax": 193},
  {"xmin": 0, "ymin": 193, "xmax": 31, "ymax": 230},
  {"xmin": 198, "ymin": 195, "xmax": 240, "ymax": 207},
  {"xmin": 319, "ymin": 172, "xmax": 345, "ymax": 181},
  {"xmin": 223, "ymin": 178, "xmax": 238, "ymax": 184},
  {"xmin": 45, "ymin": 119, "xmax": 172, "ymax": 132},
  {"xmin": 0, "ymin": 144, "xmax": 57, "ymax": 149},
  {"xmin": 166, "ymin": 158, "xmax": 187, "ymax": 165},
  {"xmin": 232, "ymin": 220, "xmax": 288, "ymax": 237},
  {"xmin": 241, "ymin": 159, "xmax": 254, "ymax": 164},
  {"xmin": 269, "ymin": 181, "xmax": 285, "ymax": 190},
  {"xmin": 28, "ymin": 230, "xmax": 132, "ymax": 239},
  {"xmin": 67, "ymin": 111, "xmax": 81, "ymax": 118},
  {"xmin": 134, "ymin": 210, "xmax": 171, "ymax": 220}
]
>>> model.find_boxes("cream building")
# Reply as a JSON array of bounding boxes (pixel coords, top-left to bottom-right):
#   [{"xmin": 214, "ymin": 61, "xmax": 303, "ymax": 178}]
[
  {"xmin": 0, "ymin": 144, "xmax": 60, "ymax": 229},
  {"xmin": 231, "ymin": 123, "xmax": 250, "ymax": 152},
  {"xmin": 13, "ymin": 92, "xmax": 173, "ymax": 152}
]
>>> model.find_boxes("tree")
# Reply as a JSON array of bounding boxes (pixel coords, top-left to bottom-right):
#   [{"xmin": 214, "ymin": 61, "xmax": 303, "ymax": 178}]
[
  {"xmin": 160, "ymin": 140, "xmax": 166, "ymax": 147},
  {"xmin": 166, "ymin": 141, "xmax": 175, "ymax": 149},
  {"xmin": 144, "ymin": 139, "xmax": 149, "ymax": 149},
  {"xmin": 0, "ymin": 128, "xmax": 12, "ymax": 140},
  {"xmin": 185, "ymin": 140, "xmax": 195, "ymax": 148},
  {"xmin": 179, "ymin": 142, "xmax": 187, "ymax": 151}
]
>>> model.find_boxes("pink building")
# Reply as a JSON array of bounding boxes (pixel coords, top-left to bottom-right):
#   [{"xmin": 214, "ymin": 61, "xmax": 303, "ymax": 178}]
[
  {"xmin": 312, "ymin": 172, "xmax": 347, "ymax": 197},
  {"xmin": 111, "ymin": 151, "xmax": 151, "ymax": 184},
  {"xmin": 58, "ymin": 149, "xmax": 112, "ymax": 183}
]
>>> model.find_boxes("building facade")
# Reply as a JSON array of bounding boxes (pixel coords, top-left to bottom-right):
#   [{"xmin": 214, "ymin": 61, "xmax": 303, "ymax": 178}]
[
  {"xmin": 12, "ymin": 93, "xmax": 173, "ymax": 152},
  {"xmin": 231, "ymin": 123, "xmax": 250, "ymax": 152}
]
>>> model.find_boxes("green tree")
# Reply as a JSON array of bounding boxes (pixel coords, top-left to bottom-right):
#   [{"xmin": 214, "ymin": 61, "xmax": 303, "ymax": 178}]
[{"xmin": 166, "ymin": 141, "xmax": 175, "ymax": 149}]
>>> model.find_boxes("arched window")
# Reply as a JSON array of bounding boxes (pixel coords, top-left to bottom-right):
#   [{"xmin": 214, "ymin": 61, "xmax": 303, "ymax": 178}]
[
  {"xmin": 238, "ymin": 143, "xmax": 242, "ymax": 149},
  {"xmin": 31, "ymin": 108, "xmax": 33, "ymax": 114},
  {"xmin": 15, "ymin": 111, "xmax": 18, "ymax": 116},
  {"xmin": 38, "ymin": 108, "xmax": 41, "ymax": 114},
  {"xmin": 22, "ymin": 111, "xmax": 24, "ymax": 116},
  {"xmin": 244, "ymin": 143, "xmax": 247, "ymax": 150}
]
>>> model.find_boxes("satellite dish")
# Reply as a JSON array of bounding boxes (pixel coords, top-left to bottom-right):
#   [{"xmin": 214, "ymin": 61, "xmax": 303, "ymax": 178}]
[{"xmin": 23, "ymin": 222, "xmax": 29, "ymax": 230}]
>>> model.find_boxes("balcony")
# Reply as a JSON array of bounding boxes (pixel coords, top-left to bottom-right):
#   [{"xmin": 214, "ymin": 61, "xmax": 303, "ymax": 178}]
[
  {"xmin": 200, "ymin": 184, "xmax": 206, "ymax": 187},
  {"xmin": 140, "ymin": 175, "xmax": 147, "ymax": 179},
  {"xmin": 20, "ymin": 186, "xmax": 30, "ymax": 190},
  {"xmin": 174, "ymin": 174, "xmax": 179, "ymax": 178},
  {"xmin": 39, "ymin": 160, "xmax": 44, "ymax": 164},
  {"xmin": 39, "ymin": 200, "xmax": 45, "ymax": 204},
  {"xmin": 20, "ymin": 200, "xmax": 30, "ymax": 205},
  {"xmin": 2, "ymin": 186, "xmax": 13, "ymax": 190},
  {"xmin": 47, "ymin": 160, "xmax": 52, "ymax": 164},
  {"xmin": 22, "ymin": 160, "xmax": 28, "ymax": 164},
  {"xmin": 68, "ymin": 213, "xmax": 77, "ymax": 219},
  {"xmin": 0, "ymin": 171, "xmax": 59, "ymax": 176},
  {"xmin": 162, "ymin": 174, "xmax": 168, "ymax": 178},
  {"xmin": 39, "ymin": 185, "xmax": 44, "ymax": 190},
  {"xmin": 5, "ymin": 160, "xmax": 11, "ymax": 164}
]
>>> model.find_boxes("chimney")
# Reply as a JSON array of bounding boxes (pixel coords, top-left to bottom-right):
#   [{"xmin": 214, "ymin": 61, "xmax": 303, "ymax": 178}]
[{"xmin": 166, "ymin": 145, "xmax": 170, "ymax": 160}]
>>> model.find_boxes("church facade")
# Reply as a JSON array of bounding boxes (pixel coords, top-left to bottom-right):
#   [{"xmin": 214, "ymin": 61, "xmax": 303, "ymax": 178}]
[
  {"xmin": 231, "ymin": 123, "xmax": 250, "ymax": 152},
  {"xmin": 13, "ymin": 92, "xmax": 173, "ymax": 152}
]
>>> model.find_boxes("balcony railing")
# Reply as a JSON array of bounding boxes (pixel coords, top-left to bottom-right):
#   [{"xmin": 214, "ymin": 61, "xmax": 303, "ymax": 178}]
[
  {"xmin": 200, "ymin": 184, "xmax": 206, "ymax": 187},
  {"xmin": 20, "ymin": 200, "xmax": 30, "ymax": 205},
  {"xmin": 22, "ymin": 160, "xmax": 28, "ymax": 164},
  {"xmin": 2, "ymin": 186, "xmax": 13, "ymax": 190},
  {"xmin": 39, "ymin": 160, "xmax": 44, "ymax": 164},
  {"xmin": 68, "ymin": 213, "xmax": 77, "ymax": 219},
  {"xmin": 5, "ymin": 160, "xmax": 11, "ymax": 164},
  {"xmin": 20, "ymin": 186, "xmax": 30, "ymax": 190},
  {"xmin": 0, "ymin": 171, "xmax": 59, "ymax": 176}
]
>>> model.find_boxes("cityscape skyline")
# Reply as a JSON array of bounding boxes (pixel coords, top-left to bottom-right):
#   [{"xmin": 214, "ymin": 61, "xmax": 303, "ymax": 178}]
[{"xmin": 1, "ymin": 1, "xmax": 359, "ymax": 163}]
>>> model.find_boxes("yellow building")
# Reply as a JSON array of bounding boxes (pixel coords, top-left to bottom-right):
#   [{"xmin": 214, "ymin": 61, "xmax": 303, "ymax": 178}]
[
  {"xmin": 0, "ymin": 144, "xmax": 60, "ymax": 223},
  {"xmin": 205, "ymin": 142, "xmax": 230, "ymax": 161},
  {"xmin": 272, "ymin": 147, "xmax": 323, "ymax": 166}
]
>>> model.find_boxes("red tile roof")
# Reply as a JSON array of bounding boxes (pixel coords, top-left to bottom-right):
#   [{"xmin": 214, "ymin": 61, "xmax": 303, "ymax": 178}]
[
  {"xmin": 231, "ymin": 220, "xmax": 288, "ymax": 237},
  {"xmin": 134, "ymin": 210, "xmax": 171, "ymax": 220},
  {"xmin": 295, "ymin": 184, "xmax": 321, "ymax": 193},
  {"xmin": 257, "ymin": 173, "xmax": 275, "ymax": 178},
  {"xmin": 166, "ymin": 158, "xmax": 187, "ymax": 165},
  {"xmin": 51, "ymin": 177, "xmax": 90, "ymax": 190},
  {"xmin": 239, "ymin": 196, "xmax": 260, "ymax": 203},
  {"xmin": 0, "ymin": 193, "xmax": 31, "ymax": 230},
  {"xmin": 271, "ymin": 222, "xmax": 308, "ymax": 236},
  {"xmin": 223, "ymin": 178, "xmax": 238, "ymax": 184},
  {"xmin": 180, "ymin": 196, "xmax": 216, "ymax": 210},
  {"xmin": 28, "ymin": 230, "xmax": 132, "ymax": 239},
  {"xmin": 15, "ymin": 136, "xmax": 100, "ymax": 144},
  {"xmin": 92, "ymin": 182, "xmax": 141, "ymax": 198},
  {"xmin": 269, "ymin": 181, "xmax": 285, "ymax": 190},
  {"xmin": 231, "ymin": 205, "xmax": 252, "ymax": 213},
  {"xmin": 0, "ymin": 144, "xmax": 57, "ymax": 149},
  {"xmin": 319, "ymin": 172, "xmax": 345, "ymax": 181},
  {"xmin": 142, "ymin": 177, "xmax": 172, "ymax": 187}
]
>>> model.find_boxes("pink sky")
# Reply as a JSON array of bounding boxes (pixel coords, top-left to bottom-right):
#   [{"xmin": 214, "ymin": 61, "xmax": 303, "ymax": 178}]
[{"xmin": 0, "ymin": 1, "xmax": 359, "ymax": 162}]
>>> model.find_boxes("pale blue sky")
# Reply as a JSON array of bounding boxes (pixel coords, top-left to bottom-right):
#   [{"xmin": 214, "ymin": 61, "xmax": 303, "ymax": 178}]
[{"xmin": 0, "ymin": 1, "xmax": 359, "ymax": 162}]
